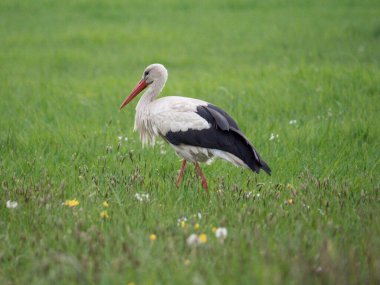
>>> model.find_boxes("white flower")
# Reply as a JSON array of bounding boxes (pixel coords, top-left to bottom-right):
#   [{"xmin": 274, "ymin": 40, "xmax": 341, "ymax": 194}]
[
  {"xmin": 124, "ymin": 137, "xmax": 128, "ymax": 141},
  {"xmin": 6, "ymin": 200, "xmax": 18, "ymax": 209},
  {"xmin": 135, "ymin": 194, "xmax": 142, "ymax": 202},
  {"xmin": 215, "ymin": 227, "xmax": 228, "ymax": 240},
  {"xmin": 186, "ymin": 234, "xmax": 200, "ymax": 246},
  {"xmin": 135, "ymin": 193, "xmax": 149, "ymax": 202},
  {"xmin": 160, "ymin": 150, "xmax": 167, "ymax": 155},
  {"xmin": 177, "ymin": 216, "xmax": 188, "ymax": 225},
  {"xmin": 289, "ymin": 120, "xmax": 297, "ymax": 125},
  {"xmin": 197, "ymin": 212, "xmax": 202, "ymax": 219},
  {"xmin": 118, "ymin": 136, "xmax": 123, "ymax": 140},
  {"xmin": 302, "ymin": 203, "xmax": 310, "ymax": 210},
  {"xmin": 244, "ymin": 192, "xmax": 260, "ymax": 199},
  {"xmin": 269, "ymin": 133, "xmax": 279, "ymax": 141}
]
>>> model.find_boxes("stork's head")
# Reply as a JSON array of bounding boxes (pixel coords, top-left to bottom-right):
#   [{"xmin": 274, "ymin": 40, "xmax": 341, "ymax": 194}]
[{"xmin": 120, "ymin": 64, "xmax": 168, "ymax": 110}]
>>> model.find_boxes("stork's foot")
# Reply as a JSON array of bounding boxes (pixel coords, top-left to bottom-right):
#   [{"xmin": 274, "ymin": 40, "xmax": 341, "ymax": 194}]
[
  {"xmin": 194, "ymin": 162, "xmax": 209, "ymax": 192},
  {"xmin": 176, "ymin": 159, "xmax": 187, "ymax": 188}
]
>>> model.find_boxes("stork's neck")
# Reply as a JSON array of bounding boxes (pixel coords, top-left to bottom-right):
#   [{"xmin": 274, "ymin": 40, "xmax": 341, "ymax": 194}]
[{"xmin": 136, "ymin": 77, "xmax": 166, "ymax": 111}]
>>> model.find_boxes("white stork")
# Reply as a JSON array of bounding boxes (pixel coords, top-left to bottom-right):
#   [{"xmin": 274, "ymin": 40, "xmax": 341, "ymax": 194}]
[{"xmin": 119, "ymin": 64, "xmax": 271, "ymax": 191}]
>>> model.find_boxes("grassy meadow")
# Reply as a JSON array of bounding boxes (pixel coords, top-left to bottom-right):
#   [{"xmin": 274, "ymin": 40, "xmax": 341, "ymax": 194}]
[{"xmin": 1, "ymin": 0, "xmax": 379, "ymax": 284}]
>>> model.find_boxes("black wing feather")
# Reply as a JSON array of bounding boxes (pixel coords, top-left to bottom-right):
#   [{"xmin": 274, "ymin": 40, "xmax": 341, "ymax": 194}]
[{"xmin": 165, "ymin": 104, "xmax": 271, "ymax": 175}]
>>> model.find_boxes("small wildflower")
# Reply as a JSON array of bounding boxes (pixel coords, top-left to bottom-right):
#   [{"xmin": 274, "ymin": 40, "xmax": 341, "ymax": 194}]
[
  {"xmin": 289, "ymin": 120, "xmax": 297, "ymax": 125},
  {"xmin": 286, "ymin": 184, "xmax": 294, "ymax": 190},
  {"xmin": 269, "ymin": 133, "xmax": 279, "ymax": 141},
  {"xmin": 135, "ymin": 193, "xmax": 142, "ymax": 202},
  {"xmin": 197, "ymin": 212, "xmax": 202, "ymax": 219},
  {"xmin": 184, "ymin": 259, "xmax": 191, "ymax": 265},
  {"xmin": 287, "ymin": 199, "xmax": 294, "ymax": 205},
  {"xmin": 150, "ymin": 234, "xmax": 157, "ymax": 241},
  {"xmin": 186, "ymin": 234, "xmax": 199, "ymax": 246},
  {"xmin": 124, "ymin": 137, "xmax": 128, "ymax": 141},
  {"xmin": 127, "ymin": 282, "xmax": 135, "ymax": 285},
  {"xmin": 160, "ymin": 149, "xmax": 167, "ymax": 155},
  {"xmin": 100, "ymin": 210, "xmax": 110, "ymax": 219},
  {"xmin": 103, "ymin": 201, "xmax": 109, "ymax": 208},
  {"xmin": 199, "ymin": 233, "xmax": 207, "ymax": 244},
  {"xmin": 194, "ymin": 223, "xmax": 200, "ymax": 230},
  {"xmin": 64, "ymin": 199, "xmax": 79, "ymax": 208},
  {"xmin": 6, "ymin": 200, "xmax": 18, "ymax": 209},
  {"xmin": 180, "ymin": 220, "xmax": 186, "ymax": 228},
  {"xmin": 177, "ymin": 216, "xmax": 187, "ymax": 226},
  {"xmin": 215, "ymin": 227, "xmax": 228, "ymax": 240},
  {"xmin": 212, "ymin": 226, "xmax": 217, "ymax": 233},
  {"xmin": 135, "ymin": 193, "xmax": 149, "ymax": 202},
  {"xmin": 118, "ymin": 136, "xmax": 123, "ymax": 140}
]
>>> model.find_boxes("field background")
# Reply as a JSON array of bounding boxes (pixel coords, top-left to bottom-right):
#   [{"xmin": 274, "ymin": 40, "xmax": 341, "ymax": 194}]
[{"xmin": 1, "ymin": 0, "xmax": 379, "ymax": 284}]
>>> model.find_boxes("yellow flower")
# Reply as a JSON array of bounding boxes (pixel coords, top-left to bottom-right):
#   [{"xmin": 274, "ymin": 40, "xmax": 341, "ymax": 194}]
[
  {"xmin": 127, "ymin": 282, "xmax": 135, "ymax": 285},
  {"xmin": 194, "ymin": 223, "xmax": 200, "ymax": 230},
  {"xmin": 180, "ymin": 221, "xmax": 186, "ymax": 228},
  {"xmin": 150, "ymin": 234, "xmax": 157, "ymax": 241},
  {"xmin": 64, "ymin": 199, "xmax": 79, "ymax": 207},
  {"xmin": 287, "ymin": 184, "xmax": 294, "ymax": 190},
  {"xmin": 199, "ymin": 233, "xmax": 207, "ymax": 244},
  {"xmin": 103, "ymin": 201, "xmax": 109, "ymax": 208},
  {"xmin": 212, "ymin": 226, "xmax": 217, "ymax": 233},
  {"xmin": 100, "ymin": 210, "xmax": 110, "ymax": 219},
  {"xmin": 287, "ymin": 199, "xmax": 294, "ymax": 205},
  {"xmin": 184, "ymin": 259, "xmax": 190, "ymax": 265}
]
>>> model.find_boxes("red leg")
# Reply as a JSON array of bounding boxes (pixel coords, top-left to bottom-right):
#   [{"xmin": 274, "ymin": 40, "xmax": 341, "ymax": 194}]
[
  {"xmin": 176, "ymin": 160, "xmax": 187, "ymax": 188},
  {"xmin": 194, "ymin": 162, "xmax": 208, "ymax": 192}
]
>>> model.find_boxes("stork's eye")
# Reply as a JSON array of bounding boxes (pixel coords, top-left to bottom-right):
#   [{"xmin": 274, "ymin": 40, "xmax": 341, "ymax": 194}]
[{"xmin": 144, "ymin": 70, "xmax": 150, "ymax": 77}]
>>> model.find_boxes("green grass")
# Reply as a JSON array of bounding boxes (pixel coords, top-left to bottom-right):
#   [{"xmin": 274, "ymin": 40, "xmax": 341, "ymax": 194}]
[{"xmin": 1, "ymin": 0, "xmax": 379, "ymax": 284}]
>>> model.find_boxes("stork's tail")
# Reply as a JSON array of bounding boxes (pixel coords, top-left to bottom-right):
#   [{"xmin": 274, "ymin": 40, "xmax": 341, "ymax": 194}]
[
  {"xmin": 229, "ymin": 129, "xmax": 271, "ymax": 176},
  {"xmin": 259, "ymin": 159, "xmax": 271, "ymax": 176}
]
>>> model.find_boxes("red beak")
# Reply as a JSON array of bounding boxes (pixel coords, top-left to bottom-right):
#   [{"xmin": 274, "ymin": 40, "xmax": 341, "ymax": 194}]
[{"xmin": 119, "ymin": 79, "xmax": 148, "ymax": 110}]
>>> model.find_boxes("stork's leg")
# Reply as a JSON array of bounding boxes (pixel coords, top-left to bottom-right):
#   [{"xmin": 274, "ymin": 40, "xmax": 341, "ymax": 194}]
[
  {"xmin": 176, "ymin": 159, "xmax": 187, "ymax": 188},
  {"xmin": 194, "ymin": 161, "xmax": 208, "ymax": 192}
]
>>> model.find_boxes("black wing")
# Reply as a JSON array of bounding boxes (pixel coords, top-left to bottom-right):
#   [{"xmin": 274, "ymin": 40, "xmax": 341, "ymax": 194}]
[{"xmin": 165, "ymin": 104, "xmax": 271, "ymax": 175}]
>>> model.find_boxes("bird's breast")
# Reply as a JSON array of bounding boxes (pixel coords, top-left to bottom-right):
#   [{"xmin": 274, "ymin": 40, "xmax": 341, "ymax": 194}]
[{"xmin": 134, "ymin": 105, "xmax": 159, "ymax": 146}]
